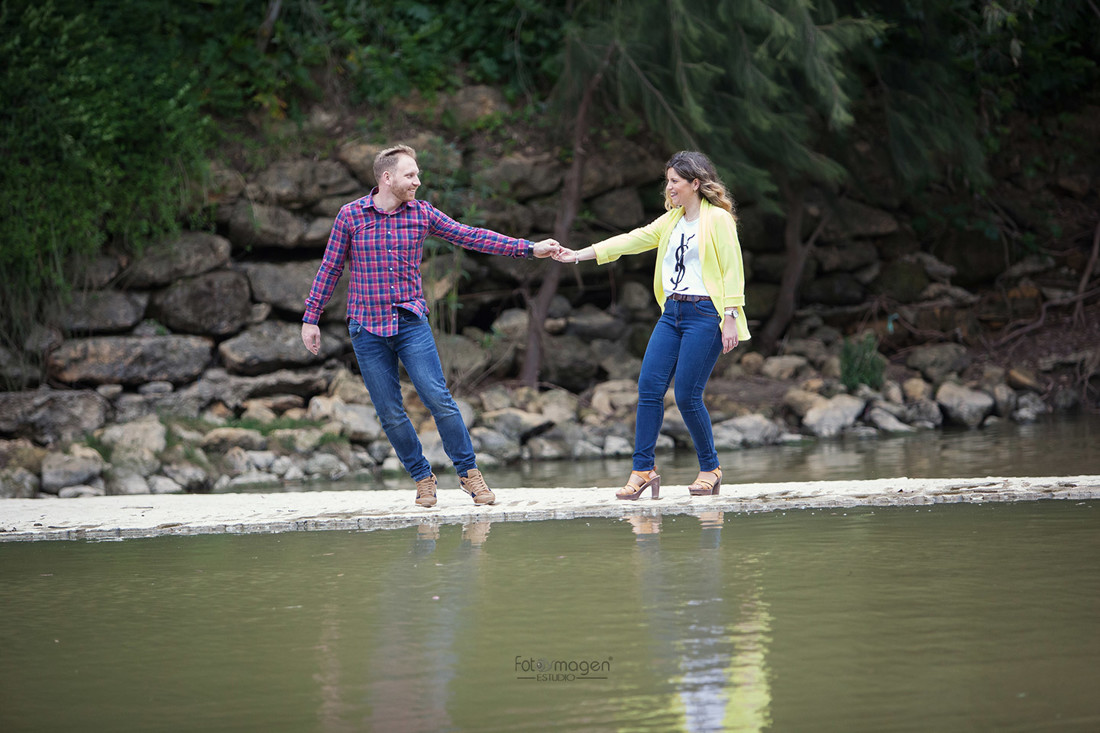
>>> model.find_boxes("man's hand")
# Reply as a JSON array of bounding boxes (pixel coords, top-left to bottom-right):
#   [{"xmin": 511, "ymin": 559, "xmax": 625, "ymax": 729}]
[
  {"xmin": 531, "ymin": 239, "xmax": 562, "ymax": 258},
  {"xmin": 302, "ymin": 323, "xmax": 321, "ymax": 355}
]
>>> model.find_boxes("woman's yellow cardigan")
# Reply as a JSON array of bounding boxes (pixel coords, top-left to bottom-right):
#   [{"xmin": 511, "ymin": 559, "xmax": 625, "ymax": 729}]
[{"xmin": 591, "ymin": 199, "xmax": 751, "ymax": 342}]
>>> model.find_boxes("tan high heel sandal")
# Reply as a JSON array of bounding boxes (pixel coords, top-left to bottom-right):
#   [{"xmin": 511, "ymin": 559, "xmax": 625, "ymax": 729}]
[
  {"xmin": 688, "ymin": 467, "xmax": 722, "ymax": 496},
  {"xmin": 617, "ymin": 469, "xmax": 660, "ymax": 500}
]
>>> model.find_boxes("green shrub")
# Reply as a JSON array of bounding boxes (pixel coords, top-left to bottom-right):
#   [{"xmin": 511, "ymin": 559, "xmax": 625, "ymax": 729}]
[{"xmin": 840, "ymin": 333, "xmax": 886, "ymax": 392}]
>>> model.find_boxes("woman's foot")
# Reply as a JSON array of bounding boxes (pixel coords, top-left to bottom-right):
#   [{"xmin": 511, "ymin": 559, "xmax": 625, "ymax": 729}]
[
  {"xmin": 688, "ymin": 467, "xmax": 722, "ymax": 496},
  {"xmin": 617, "ymin": 469, "xmax": 660, "ymax": 500}
]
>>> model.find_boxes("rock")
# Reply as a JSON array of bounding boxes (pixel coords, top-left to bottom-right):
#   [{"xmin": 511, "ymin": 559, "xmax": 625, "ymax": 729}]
[
  {"xmin": 442, "ymin": 85, "xmax": 509, "ymax": 126},
  {"xmin": 723, "ymin": 414, "xmax": 782, "ymax": 446},
  {"xmin": 40, "ymin": 445, "xmax": 107, "ymax": 493},
  {"xmin": 803, "ymin": 394, "xmax": 867, "ymax": 438},
  {"xmin": 0, "ymin": 467, "xmax": 40, "ymax": 498},
  {"xmin": 866, "ymin": 406, "xmax": 915, "ymax": 433},
  {"xmin": 61, "ymin": 290, "xmax": 149, "ymax": 334},
  {"xmin": 104, "ymin": 467, "xmax": 151, "ymax": 495},
  {"xmin": 436, "ymin": 333, "xmax": 492, "ymax": 387},
  {"xmin": 590, "ymin": 188, "xmax": 645, "ymax": 229},
  {"xmin": 991, "ymin": 383, "xmax": 1018, "ymax": 417},
  {"xmin": 1012, "ymin": 392, "xmax": 1049, "ymax": 423},
  {"xmin": 149, "ymin": 270, "xmax": 252, "ymax": 336},
  {"xmin": 218, "ymin": 321, "xmax": 339, "ymax": 376},
  {"xmin": 470, "ymin": 427, "xmax": 521, "ymax": 463},
  {"xmin": 935, "ymin": 381, "xmax": 994, "ymax": 428},
  {"xmin": 814, "ymin": 241, "xmax": 879, "ymax": 273},
  {"xmin": 303, "ymin": 453, "xmax": 349, "ymax": 480},
  {"xmin": 473, "ymin": 152, "xmax": 563, "ymax": 200},
  {"xmin": 740, "ymin": 352, "xmax": 765, "ymax": 376},
  {"xmin": 253, "ymin": 158, "xmax": 359, "ymax": 207},
  {"xmin": 121, "ymin": 232, "xmax": 232, "ymax": 288},
  {"xmin": 603, "ymin": 434, "xmax": 633, "ymax": 457},
  {"xmin": 161, "ymin": 460, "xmax": 211, "ymax": 492},
  {"xmin": 0, "ymin": 389, "xmax": 111, "ymax": 445},
  {"xmin": 97, "ymin": 415, "xmax": 166, "ymax": 477},
  {"xmin": 711, "ymin": 421, "xmax": 745, "ymax": 449},
  {"xmin": 872, "ymin": 258, "xmax": 929, "ymax": 303},
  {"xmin": 902, "ymin": 377, "xmax": 932, "ymax": 402},
  {"xmin": 0, "ymin": 438, "xmax": 47, "ymax": 474},
  {"xmin": 781, "ymin": 338, "xmax": 831, "ymax": 367},
  {"xmin": 904, "ymin": 398, "xmax": 943, "ymax": 427},
  {"xmin": 541, "ymin": 334, "xmax": 600, "ymax": 393},
  {"xmin": 241, "ymin": 260, "xmax": 349, "ymax": 322},
  {"xmin": 905, "ymin": 343, "xmax": 971, "ymax": 384},
  {"xmin": 802, "ymin": 273, "xmax": 866, "ymax": 306},
  {"xmin": 48, "ymin": 336, "xmax": 214, "ymax": 387},
  {"xmin": 200, "ymin": 427, "xmax": 267, "ymax": 453},
  {"xmin": 762, "ymin": 355, "xmax": 809, "ymax": 381},
  {"xmin": 228, "ymin": 200, "xmax": 306, "ymax": 249},
  {"xmin": 148, "ymin": 475, "xmax": 185, "ymax": 494},
  {"xmin": 567, "ymin": 305, "xmax": 627, "ymax": 340},
  {"xmin": 59, "ymin": 484, "xmax": 106, "ymax": 498},
  {"xmin": 479, "ymin": 408, "xmax": 553, "ymax": 444},
  {"xmin": 783, "ymin": 387, "xmax": 829, "ymax": 418},
  {"xmin": 820, "ymin": 199, "xmax": 899, "ymax": 241}
]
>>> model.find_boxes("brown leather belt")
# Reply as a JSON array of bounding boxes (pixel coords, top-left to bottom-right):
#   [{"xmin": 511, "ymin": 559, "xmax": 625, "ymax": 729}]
[{"xmin": 668, "ymin": 293, "xmax": 709, "ymax": 302}]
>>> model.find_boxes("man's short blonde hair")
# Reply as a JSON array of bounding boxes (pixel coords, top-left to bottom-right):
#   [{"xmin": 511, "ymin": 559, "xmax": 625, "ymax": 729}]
[{"xmin": 374, "ymin": 144, "xmax": 417, "ymax": 182}]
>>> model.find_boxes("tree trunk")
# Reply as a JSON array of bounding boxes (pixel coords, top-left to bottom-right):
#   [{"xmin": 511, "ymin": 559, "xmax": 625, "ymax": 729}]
[
  {"xmin": 757, "ymin": 185, "xmax": 828, "ymax": 355},
  {"xmin": 518, "ymin": 45, "xmax": 615, "ymax": 386}
]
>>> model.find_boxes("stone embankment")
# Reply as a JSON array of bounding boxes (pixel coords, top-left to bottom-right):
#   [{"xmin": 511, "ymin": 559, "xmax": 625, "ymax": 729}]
[{"xmin": 1, "ymin": 92, "xmax": 1097, "ymax": 499}]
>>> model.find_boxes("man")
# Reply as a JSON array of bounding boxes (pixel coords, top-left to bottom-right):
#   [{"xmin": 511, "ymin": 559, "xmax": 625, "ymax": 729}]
[{"xmin": 301, "ymin": 144, "xmax": 560, "ymax": 507}]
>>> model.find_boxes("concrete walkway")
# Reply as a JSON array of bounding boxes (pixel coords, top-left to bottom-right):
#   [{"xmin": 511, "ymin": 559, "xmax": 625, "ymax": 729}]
[{"xmin": 2, "ymin": 475, "xmax": 1098, "ymax": 542}]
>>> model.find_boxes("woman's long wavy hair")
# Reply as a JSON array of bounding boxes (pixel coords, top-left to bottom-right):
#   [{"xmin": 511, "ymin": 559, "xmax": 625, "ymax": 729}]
[{"xmin": 662, "ymin": 151, "xmax": 736, "ymax": 217}]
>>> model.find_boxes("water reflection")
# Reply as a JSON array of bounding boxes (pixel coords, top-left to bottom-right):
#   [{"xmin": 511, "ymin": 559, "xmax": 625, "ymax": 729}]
[
  {"xmin": 3, "ymin": 503, "xmax": 1099, "ymax": 732},
  {"xmin": 625, "ymin": 511, "xmax": 773, "ymax": 732}
]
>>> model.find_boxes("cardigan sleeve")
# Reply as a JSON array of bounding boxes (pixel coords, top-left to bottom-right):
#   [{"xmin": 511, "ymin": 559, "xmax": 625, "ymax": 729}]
[{"xmin": 593, "ymin": 211, "xmax": 674, "ymax": 264}]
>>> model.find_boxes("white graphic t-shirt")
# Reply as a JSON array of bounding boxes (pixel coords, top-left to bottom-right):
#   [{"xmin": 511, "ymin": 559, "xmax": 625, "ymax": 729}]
[{"xmin": 662, "ymin": 216, "xmax": 707, "ymax": 297}]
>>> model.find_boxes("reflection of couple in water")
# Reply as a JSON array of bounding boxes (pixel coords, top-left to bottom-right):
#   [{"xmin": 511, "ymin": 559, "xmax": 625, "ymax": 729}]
[{"xmin": 625, "ymin": 510, "xmax": 773, "ymax": 731}]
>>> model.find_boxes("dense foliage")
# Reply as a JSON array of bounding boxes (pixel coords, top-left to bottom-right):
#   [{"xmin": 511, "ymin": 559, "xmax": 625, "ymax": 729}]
[{"xmin": 1, "ymin": 0, "xmax": 1097, "ymax": 386}]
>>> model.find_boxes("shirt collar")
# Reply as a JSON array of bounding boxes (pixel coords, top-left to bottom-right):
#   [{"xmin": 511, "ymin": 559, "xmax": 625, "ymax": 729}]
[{"xmin": 361, "ymin": 188, "xmax": 410, "ymax": 215}]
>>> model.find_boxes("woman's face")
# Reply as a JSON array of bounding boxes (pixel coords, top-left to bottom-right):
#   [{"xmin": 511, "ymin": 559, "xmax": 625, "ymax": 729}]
[{"xmin": 666, "ymin": 168, "xmax": 699, "ymax": 207}]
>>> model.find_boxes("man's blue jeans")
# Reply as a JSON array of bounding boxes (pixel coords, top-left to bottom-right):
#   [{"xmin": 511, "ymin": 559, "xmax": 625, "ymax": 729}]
[
  {"xmin": 348, "ymin": 310, "xmax": 477, "ymax": 481},
  {"xmin": 633, "ymin": 298, "xmax": 723, "ymax": 473}
]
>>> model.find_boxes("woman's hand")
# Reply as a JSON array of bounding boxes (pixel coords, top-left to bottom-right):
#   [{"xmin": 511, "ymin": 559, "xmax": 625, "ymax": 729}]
[
  {"xmin": 552, "ymin": 247, "xmax": 580, "ymax": 264},
  {"xmin": 721, "ymin": 316, "xmax": 739, "ymax": 354}
]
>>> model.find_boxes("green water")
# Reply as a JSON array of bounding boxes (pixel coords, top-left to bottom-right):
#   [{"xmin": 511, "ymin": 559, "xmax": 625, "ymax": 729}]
[{"xmin": 2, "ymin": 501, "xmax": 1099, "ymax": 732}]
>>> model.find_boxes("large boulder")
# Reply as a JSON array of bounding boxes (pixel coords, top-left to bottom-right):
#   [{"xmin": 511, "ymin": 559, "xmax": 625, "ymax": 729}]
[
  {"xmin": 148, "ymin": 270, "xmax": 252, "ymax": 336},
  {"xmin": 935, "ymin": 382, "xmax": 994, "ymax": 428},
  {"xmin": 60, "ymin": 290, "xmax": 149, "ymax": 334},
  {"xmin": 218, "ymin": 321, "xmax": 340, "ymax": 376},
  {"xmin": 121, "ymin": 232, "xmax": 232, "ymax": 288},
  {"xmin": 253, "ymin": 159, "xmax": 359, "ymax": 208},
  {"xmin": 97, "ymin": 415, "xmax": 167, "ymax": 477},
  {"xmin": 48, "ymin": 336, "xmax": 214, "ymax": 386},
  {"xmin": 0, "ymin": 389, "xmax": 111, "ymax": 444},
  {"xmin": 41, "ymin": 444, "xmax": 107, "ymax": 493},
  {"xmin": 228, "ymin": 200, "xmax": 307, "ymax": 249},
  {"xmin": 802, "ymin": 394, "xmax": 867, "ymax": 438},
  {"xmin": 906, "ymin": 343, "xmax": 971, "ymax": 384},
  {"xmin": 241, "ymin": 260, "xmax": 348, "ymax": 323}
]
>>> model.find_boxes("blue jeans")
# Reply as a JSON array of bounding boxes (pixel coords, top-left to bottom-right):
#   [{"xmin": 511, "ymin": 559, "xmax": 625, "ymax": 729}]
[
  {"xmin": 634, "ymin": 299, "xmax": 723, "ymax": 472},
  {"xmin": 348, "ymin": 310, "xmax": 477, "ymax": 481}
]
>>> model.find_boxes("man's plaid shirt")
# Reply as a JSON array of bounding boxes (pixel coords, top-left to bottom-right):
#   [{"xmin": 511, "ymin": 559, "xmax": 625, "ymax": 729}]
[{"xmin": 303, "ymin": 190, "xmax": 532, "ymax": 336}]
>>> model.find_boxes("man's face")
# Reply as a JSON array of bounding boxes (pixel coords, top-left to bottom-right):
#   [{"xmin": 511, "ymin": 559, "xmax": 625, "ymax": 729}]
[{"xmin": 385, "ymin": 154, "xmax": 421, "ymax": 202}]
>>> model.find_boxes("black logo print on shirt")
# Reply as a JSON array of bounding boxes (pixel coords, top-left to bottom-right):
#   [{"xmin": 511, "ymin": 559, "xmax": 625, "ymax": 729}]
[{"xmin": 669, "ymin": 231, "xmax": 695, "ymax": 292}]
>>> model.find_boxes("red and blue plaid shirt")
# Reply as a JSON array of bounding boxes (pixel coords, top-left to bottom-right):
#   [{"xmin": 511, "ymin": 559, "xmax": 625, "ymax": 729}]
[{"xmin": 303, "ymin": 190, "xmax": 532, "ymax": 336}]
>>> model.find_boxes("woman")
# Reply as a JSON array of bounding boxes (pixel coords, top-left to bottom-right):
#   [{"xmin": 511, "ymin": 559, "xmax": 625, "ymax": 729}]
[{"xmin": 553, "ymin": 151, "xmax": 750, "ymax": 499}]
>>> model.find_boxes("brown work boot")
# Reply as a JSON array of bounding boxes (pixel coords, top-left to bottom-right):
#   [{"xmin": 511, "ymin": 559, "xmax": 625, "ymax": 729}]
[
  {"xmin": 414, "ymin": 473, "xmax": 438, "ymax": 507},
  {"xmin": 459, "ymin": 469, "xmax": 495, "ymax": 505}
]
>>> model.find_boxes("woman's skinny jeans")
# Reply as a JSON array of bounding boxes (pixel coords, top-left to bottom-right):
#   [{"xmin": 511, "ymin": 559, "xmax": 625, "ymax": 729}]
[{"xmin": 633, "ymin": 298, "xmax": 723, "ymax": 472}]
